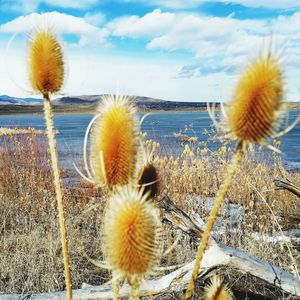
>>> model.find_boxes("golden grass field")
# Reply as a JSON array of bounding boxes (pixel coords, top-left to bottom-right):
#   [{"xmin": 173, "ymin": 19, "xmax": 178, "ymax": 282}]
[{"xmin": 0, "ymin": 130, "xmax": 299, "ymax": 299}]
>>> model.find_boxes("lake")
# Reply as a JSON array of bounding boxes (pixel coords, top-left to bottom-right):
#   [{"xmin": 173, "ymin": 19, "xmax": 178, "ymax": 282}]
[{"xmin": 0, "ymin": 110, "xmax": 299, "ymax": 171}]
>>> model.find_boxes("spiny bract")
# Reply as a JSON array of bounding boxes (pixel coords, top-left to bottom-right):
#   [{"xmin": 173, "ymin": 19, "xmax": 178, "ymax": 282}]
[
  {"xmin": 102, "ymin": 185, "xmax": 161, "ymax": 278},
  {"xmin": 228, "ymin": 54, "xmax": 283, "ymax": 143},
  {"xmin": 90, "ymin": 95, "xmax": 139, "ymax": 187},
  {"xmin": 28, "ymin": 29, "xmax": 64, "ymax": 95},
  {"xmin": 203, "ymin": 275, "xmax": 234, "ymax": 300}
]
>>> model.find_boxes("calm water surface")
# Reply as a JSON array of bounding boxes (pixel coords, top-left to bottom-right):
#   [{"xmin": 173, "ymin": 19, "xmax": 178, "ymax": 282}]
[{"xmin": 0, "ymin": 110, "xmax": 299, "ymax": 171}]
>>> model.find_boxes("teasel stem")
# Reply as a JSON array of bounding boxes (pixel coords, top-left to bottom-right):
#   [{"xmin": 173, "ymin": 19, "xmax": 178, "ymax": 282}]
[
  {"xmin": 43, "ymin": 93, "xmax": 73, "ymax": 300},
  {"xmin": 129, "ymin": 276, "xmax": 141, "ymax": 300},
  {"xmin": 112, "ymin": 272, "xmax": 120, "ymax": 300},
  {"xmin": 185, "ymin": 141, "xmax": 244, "ymax": 300}
]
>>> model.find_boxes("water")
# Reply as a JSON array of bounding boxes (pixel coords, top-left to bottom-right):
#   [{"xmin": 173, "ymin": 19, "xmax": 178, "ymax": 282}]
[{"xmin": 0, "ymin": 110, "xmax": 299, "ymax": 171}]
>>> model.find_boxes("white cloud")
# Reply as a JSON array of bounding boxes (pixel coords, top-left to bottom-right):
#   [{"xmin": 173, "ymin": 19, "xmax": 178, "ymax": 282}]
[
  {"xmin": 272, "ymin": 13, "xmax": 300, "ymax": 36},
  {"xmin": 84, "ymin": 12, "xmax": 106, "ymax": 26},
  {"xmin": 1, "ymin": 41, "xmax": 299, "ymax": 102},
  {"xmin": 107, "ymin": 9, "xmax": 175, "ymax": 38},
  {"xmin": 105, "ymin": 10, "xmax": 267, "ymax": 60},
  {"xmin": 46, "ymin": 0, "xmax": 98, "ymax": 9},
  {"xmin": 5, "ymin": 0, "xmax": 300, "ymax": 12},
  {"xmin": 0, "ymin": 0, "xmax": 98, "ymax": 13},
  {"xmin": 146, "ymin": 15, "xmax": 265, "ymax": 57},
  {"xmin": 1, "ymin": 12, "xmax": 95, "ymax": 34},
  {"xmin": 220, "ymin": 0, "xmax": 300, "ymax": 9},
  {"xmin": 119, "ymin": 0, "xmax": 300, "ymax": 9},
  {"xmin": 108, "ymin": 10, "xmax": 298, "ymax": 100},
  {"xmin": 2, "ymin": 8, "xmax": 300, "ymax": 101},
  {"xmin": 0, "ymin": 45, "xmax": 235, "ymax": 102},
  {"xmin": 137, "ymin": 11, "xmax": 295, "ymax": 74},
  {"xmin": 0, "ymin": 12, "xmax": 109, "ymax": 46}
]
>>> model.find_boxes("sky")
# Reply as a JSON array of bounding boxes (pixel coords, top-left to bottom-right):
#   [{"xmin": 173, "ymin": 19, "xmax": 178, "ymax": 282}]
[{"xmin": 0, "ymin": 1, "xmax": 300, "ymax": 102}]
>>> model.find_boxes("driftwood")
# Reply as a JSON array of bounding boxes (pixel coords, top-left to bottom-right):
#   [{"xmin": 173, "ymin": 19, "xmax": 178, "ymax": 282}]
[
  {"xmin": 274, "ymin": 178, "xmax": 300, "ymax": 198},
  {"xmin": 1, "ymin": 195, "xmax": 300, "ymax": 300},
  {"xmin": 159, "ymin": 194, "xmax": 204, "ymax": 238}
]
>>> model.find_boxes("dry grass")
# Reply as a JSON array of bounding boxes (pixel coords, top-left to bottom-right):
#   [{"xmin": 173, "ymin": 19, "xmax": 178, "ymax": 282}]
[
  {"xmin": 0, "ymin": 132, "xmax": 106, "ymax": 293},
  {"xmin": 154, "ymin": 140, "xmax": 300, "ymax": 227},
  {"xmin": 0, "ymin": 131, "xmax": 299, "ymax": 299}
]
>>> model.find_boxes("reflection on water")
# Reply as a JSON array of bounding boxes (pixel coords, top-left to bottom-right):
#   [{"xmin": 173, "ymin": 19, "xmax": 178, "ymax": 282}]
[{"xmin": 0, "ymin": 110, "xmax": 299, "ymax": 171}]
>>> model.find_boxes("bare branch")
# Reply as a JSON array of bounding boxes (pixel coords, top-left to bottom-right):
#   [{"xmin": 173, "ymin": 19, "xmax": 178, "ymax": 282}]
[{"xmin": 274, "ymin": 179, "xmax": 300, "ymax": 198}]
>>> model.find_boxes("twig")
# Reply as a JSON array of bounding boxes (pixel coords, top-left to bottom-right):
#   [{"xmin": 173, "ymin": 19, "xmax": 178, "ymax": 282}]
[{"xmin": 273, "ymin": 179, "xmax": 300, "ymax": 198}]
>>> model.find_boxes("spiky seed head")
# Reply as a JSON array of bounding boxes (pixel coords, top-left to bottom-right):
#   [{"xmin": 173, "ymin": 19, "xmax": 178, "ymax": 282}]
[
  {"xmin": 90, "ymin": 95, "xmax": 139, "ymax": 187},
  {"xmin": 228, "ymin": 54, "xmax": 283, "ymax": 143},
  {"xmin": 138, "ymin": 163, "xmax": 159, "ymax": 199},
  {"xmin": 28, "ymin": 29, "xmax": 64, "ymax": 95},
  {"xmin": 203, "ymin": 275, "xmax": 234, "ymax": 300},
  {"xmin": 102, "ymin": 185, "xmax": 162, "ymax": 278}
]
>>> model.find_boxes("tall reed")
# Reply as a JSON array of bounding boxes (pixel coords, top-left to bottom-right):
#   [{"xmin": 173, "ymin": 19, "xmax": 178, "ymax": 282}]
[
  {"xmin": 28, "ymin": 29, "xmax": 72, "ymax": 300},
  {"xmin": 185, "ymin": 52, "xmax": 285, "ymax": 299}
]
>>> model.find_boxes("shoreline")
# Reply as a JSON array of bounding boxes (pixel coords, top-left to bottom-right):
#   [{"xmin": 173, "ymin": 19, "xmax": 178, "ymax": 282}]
[
  {"xmin": 0, "ymin": 103, "xmax": 299, "ymax": 115},
  {"xmin": 0, "ymin": 104, "xmax": 209, "ymax": 115}
]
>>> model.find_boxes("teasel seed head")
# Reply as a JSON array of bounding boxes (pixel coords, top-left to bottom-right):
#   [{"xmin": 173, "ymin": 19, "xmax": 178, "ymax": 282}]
[
  {"xmin": 102, "ymin": 185, "xmax": 162, "ymax": 279},
  {"xmin": 28, "ymin": 29, "xmax": 64, "ymax": 95},
  {"xmin": 203, "ymin": 275, "xmax": 234, "ymax": 300},
  {"xmin": 90, "ymin": 95, "xmax": 140, "ymax": 188},
  {"xmin": 228, "ymin": 53, "xmax": 283, "ymax": 143},
  {"xmin": 138, "ymin": 163, "xmax": 159, "ymax": 199}
]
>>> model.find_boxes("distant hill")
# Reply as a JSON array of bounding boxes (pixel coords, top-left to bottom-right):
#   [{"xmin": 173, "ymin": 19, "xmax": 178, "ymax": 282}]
[
  {"xmin": 53, "ymin": 95, "xmax": 100, "ymax": 105},
  {"xmin": 53, "ymin": 95, "xmax": 208, "ymax": 110},
  {"xmin": 0, "ymin": 95, "xmax": 42, "ymax": 105},
  {"xmin": 0, "ymin": 94, "xmax": 298, "ymax": 115}
]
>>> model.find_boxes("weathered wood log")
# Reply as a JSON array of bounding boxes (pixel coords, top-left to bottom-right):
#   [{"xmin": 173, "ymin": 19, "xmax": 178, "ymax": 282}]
[
  {"xmin": 274, "ymin": 178, "xmax": 300, "ymax": 198},
  {"xmin": 158, "ymin": 194, "xmax": 204, "ymax": 238},
  {"xmin": 1, "ymin": 195, "xmax": 300, "ymax": 299},
  {"xmin": 1, "ymin": 241, "xmax": 299, "ymax": 300}
]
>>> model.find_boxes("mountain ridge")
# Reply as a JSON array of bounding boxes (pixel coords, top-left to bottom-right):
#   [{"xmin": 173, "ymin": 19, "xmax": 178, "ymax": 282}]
[
  {"xmin": 0, "ymin": 95, "xmax": 298, "ymax": 113},
  {"xmin": 0, "ymin": 95, "xmax": 42, "ymax": 105},
  {"xmin": 53, "ymin": 95, "xmax": 208, "ymax": 110},
  {"xmin": 0, "ymin": 94, "xmax": 208, "ymax": 110}
]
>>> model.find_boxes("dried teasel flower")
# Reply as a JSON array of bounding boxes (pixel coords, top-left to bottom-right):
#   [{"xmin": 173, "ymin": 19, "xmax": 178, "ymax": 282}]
[
  {"xmin": 187, "ymin": 48, "xmax": 299, "ymax": 300},
  {"xmin": 208, "ymin": 51, "xmax": 299, "ymax": 149},
  {"xmin": 228, "ymin": 54, "xmax": 283, "ymax": 143},
  {"xmin": 27, "ymin": 28, "xmax": 72, "ymax": 300},
  {"xmin": 137, "ymin": 163, "xmax": 159, "ymax": 199},
  {"xmin": 187, "ymin": 49, "xmax": 284, "ymax": 300},
  {"xmin": 102, "ymin": 185, "xmax": 162, "ymax": 284},
  {"xmin": 28, "ymin": 29, "xmax": 64, "ymax": 95},
  {"xmin": 135, "ymin": 132, "xmax": 160, "ymax": 200},
  {"xmin": 203, "ymin": 275, "xmax": 234, "ymax": 300},
  {"xmin": 76, "ymin": 95, "xmax": 140, "ymax": 188}
]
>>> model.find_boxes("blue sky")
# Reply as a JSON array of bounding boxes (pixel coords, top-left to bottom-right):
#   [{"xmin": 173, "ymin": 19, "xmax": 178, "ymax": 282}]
[{"xmin": 1, "ymin": 0, "xmax": 300, "ymax": 101}]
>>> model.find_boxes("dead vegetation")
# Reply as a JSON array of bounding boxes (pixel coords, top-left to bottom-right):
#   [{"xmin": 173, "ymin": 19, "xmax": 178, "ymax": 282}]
[{"xmin": 0, "ymin": 131, "xmax": 299, "ymax": 299}]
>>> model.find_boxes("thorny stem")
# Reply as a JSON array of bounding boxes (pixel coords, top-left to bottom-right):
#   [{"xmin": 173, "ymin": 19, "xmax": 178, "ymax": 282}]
[
  {"xmin": 112, "ymin": 273, "xmax": 120, "ymax": 300},
  {"xmin": 185, "ymin": 141, "xmax": 244, "ymax": 300},
  {"xmin": 43, "ymin": 94, "xmax": 73, "ymax": 300},
  {"xmin": 129, "ymin": 276, "xmax": 141, "ymax": 300}
]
